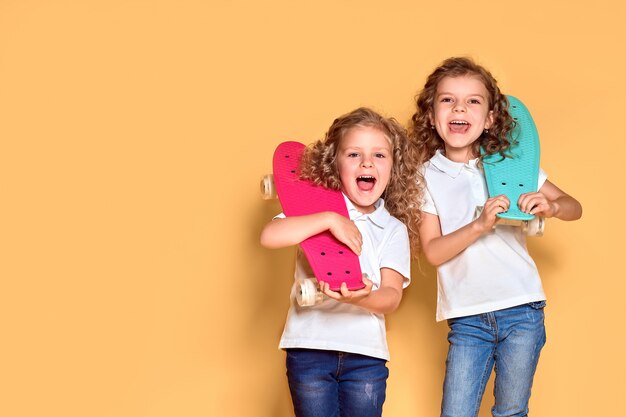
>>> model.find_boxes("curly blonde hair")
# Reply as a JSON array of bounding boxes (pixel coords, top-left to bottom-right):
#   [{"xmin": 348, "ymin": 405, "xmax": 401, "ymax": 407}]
[
  {"xmin": 409, "ymin": 57, "xmax": 515, "ymax": 164},
  {"xmin": 299, "ymin": 107, "xmax": 423, "ymax": 255}
]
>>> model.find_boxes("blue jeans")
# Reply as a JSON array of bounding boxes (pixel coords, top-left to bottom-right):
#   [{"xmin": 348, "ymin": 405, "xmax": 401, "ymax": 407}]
[
  {"xmin": 441, "ymin": 302, "xmax": 547, "ymax": 417},
  {"xmin": 286, "ymin": 348, "xmax": 389, "ymax": 417}
]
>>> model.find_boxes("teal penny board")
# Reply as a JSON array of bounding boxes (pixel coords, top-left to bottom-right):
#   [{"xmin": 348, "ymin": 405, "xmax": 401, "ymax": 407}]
[{"xmin": 482, "ymin": 96, "xmax": 540, "ymax": 221}]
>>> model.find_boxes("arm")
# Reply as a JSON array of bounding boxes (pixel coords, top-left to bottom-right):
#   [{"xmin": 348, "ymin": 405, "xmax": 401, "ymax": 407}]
[
  {"xmin": 518, "ymin": 180, "xmax": 582, "ymax": 220},
  {"xmin": 260, "ymin": 211, "xmax": 363, "ymax": 255},
  {"xmin": 319, "ymin": 267, "xmax": 405, "ymax": 315},
  {"xmin": 420, "ymin": 195, "xmax": 510, "ymax": 267}
]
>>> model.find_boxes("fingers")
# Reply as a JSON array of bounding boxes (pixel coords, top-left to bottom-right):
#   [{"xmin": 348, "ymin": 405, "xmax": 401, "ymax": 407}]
[
  {"xmin": 481, "ymin": 195, "xmax": 509, "ymax": 220},
  {"xmin": 318, "ymin": 280, "xmax": 338, "ymax": 299},
  {"xmin": 318, "ymin": 280, "xmax": 372, "ymax": 303},
  {"xmin": 330, "ymin": 217, "xmax": 363, "ymax": 256},
  {"xmin": 475, "ymin": 195, "xmax": 509, "ymax": 232},
  {"xmin": 347, "ymin": 233, "xmax": 363, "ymax": 256},
  {"xmin": 339, "ymin": 282, "xmax": 352, "ymax": 298},
  {"xmin": 350, "ymin": 227, "xmax": 363, "ymax": 255},
  {"xmin": 342, "ymin": 238, "xmax": 361, "ymax": 257},
  {"xmin": 361, "ymin": 275, "xmax": 373, "ymax": 289},
  {"xmin": 518, "ymin": 192, "xmax": 552, "ymax": 216},
  {"xmin": 487, "ymin": 195, "xmax": 510, "ymax": 213}
]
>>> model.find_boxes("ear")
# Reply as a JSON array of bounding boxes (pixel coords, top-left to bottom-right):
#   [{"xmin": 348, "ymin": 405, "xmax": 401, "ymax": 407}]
[
  {"xmin": 485, "ymin": 110, "xmax": 494, "ymax": 129},
  {"xmin": 428, "ymin": 111, "xmax": 434, "ymax": 127}
]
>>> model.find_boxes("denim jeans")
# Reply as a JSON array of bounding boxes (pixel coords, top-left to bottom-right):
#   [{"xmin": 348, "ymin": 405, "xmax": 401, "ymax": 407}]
[
  {"xmin": 441, "ymin": 302, "xmax": 547, "ymax": 417},
  {"xmin": 285, "ymin": 348, "xmax": 389, "ymax": 417}
]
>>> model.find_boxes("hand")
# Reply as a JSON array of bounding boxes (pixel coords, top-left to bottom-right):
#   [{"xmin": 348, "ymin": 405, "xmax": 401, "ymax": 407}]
[
  {"xmin": 318, "ymin": 275, "xmax": 373, "ymax": 304},
  {"xmin": 326, "ymin": 212, "xmax": 362, "ymax": 256},
  {"xmin": 475, "ymin": 195, "xmax": 510, "ymax": 233},
  {"xmin": 518, "ymin": 192, "xmax": 557, "ymax": 218}
]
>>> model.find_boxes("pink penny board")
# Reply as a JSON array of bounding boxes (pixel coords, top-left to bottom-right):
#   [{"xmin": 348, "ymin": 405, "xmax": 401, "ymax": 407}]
[{"xmin": 273, "ymin": 141, "xmax": 365, "ymax": 291}]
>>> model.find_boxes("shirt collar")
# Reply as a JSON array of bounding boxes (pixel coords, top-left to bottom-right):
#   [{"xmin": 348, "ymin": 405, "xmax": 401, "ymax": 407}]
[
  {"xmin": 430, "ymin": 149, "xmax": 480, "ymax": 178},
  {"xmin": 343, "ymin": 194, "xmax": 390, "ymax": 228}
]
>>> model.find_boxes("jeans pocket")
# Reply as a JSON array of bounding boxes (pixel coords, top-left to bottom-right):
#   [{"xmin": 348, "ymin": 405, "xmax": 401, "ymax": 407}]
[{"xmin": 528, "ymin": 300, "xmax": 546, "ymax": 310}]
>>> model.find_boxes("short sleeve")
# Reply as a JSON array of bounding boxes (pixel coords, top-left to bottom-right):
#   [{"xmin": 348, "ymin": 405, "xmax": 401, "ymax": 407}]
[
  {"xmin": 273, "ymin": 212, "xmax": 286, "ymax": 220},
  {"xmin": 379, "ymin": 222, "xmax": 411, "ymax": 288},
  {"xmin": 421, "ymin": 186, "xmax": 438, "ymax": 215},
  {"xmin": 538, "ymin": 168, "xmax": 548, "ymax": 189}
]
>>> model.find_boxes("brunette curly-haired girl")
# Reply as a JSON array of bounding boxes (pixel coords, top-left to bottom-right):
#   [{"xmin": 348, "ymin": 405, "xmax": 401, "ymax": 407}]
[
  {"xmin": 410, "ymin": 56, "xmax": 515, "ymax": 164},
  {"xmin": 408, "ymin": 56, "xmax": 582, "ymax": 417}
]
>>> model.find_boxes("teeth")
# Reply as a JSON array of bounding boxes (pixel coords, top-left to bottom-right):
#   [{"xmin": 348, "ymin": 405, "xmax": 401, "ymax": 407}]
[
  {"xmin": 357, "ymin": 176, "xmax": 375, "ymax": 182},
  {"xmin": 450, "ymin": 120, "xmax": 468, "ymax": 125}
]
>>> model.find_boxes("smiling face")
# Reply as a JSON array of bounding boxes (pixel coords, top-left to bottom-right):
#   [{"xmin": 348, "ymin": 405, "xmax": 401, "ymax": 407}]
[
  {"xmin": 430, "ymin": 75, "xmax": 494, "ymax": 162},
  {"xmin": 336, "ymin": 126, "xmax": 393, "ymax": 214}
]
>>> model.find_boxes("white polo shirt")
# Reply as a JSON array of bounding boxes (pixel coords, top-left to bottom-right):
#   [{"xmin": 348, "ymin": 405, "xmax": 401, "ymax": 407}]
[
  {"xmin": 423, "ymin": 150, "xmax": 547, "ymax": 321},
  {"xmin": 277, "ymin": 195, "xmax": 410, "ymax": 361}
]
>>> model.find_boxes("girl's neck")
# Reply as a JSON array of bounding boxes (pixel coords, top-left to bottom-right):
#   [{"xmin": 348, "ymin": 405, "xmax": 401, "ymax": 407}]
[{"xmin": 442, "ymin": 147, "xmax": 478, "ymax": 164}]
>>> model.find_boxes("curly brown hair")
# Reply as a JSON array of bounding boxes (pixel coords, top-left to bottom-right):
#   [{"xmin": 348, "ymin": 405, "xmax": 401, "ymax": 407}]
[
  {"xmin": 409, "ymin": 57, "xmax": 515, "ymax": 164},
  {"xmin": 299, "ymin": 107, "xmax": 423, "ymax": 256}
]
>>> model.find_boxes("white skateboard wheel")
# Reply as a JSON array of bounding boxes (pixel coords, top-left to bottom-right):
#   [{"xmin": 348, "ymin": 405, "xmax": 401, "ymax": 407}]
[
  {"xmin": 260, "ymin": 174, "xmax": 276, "ymax": 200},
  {"xmin": 526, "ymin": 216, "xmax": 544, "ymax": 237},
  {"xmin": 295, "ymin": 277, "xmax": 323, "ymax": 307}
]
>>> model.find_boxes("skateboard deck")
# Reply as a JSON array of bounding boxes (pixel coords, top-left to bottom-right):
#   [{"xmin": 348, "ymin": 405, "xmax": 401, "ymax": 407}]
[
  {"xmin": 272, "ymin": 141, "xmax": 365, "ymax": 292},
  {"xmin": 482, "ymin": 95, "xmax": 540, "ymax": 221}
]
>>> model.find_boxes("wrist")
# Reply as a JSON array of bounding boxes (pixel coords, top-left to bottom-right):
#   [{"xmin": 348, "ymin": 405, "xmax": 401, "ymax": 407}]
[
  {"xmin": 550, "ymin": 201, "xmax": 560, "ymax": 218},
  {"xmin": 323, "ymin": 211, "xmax": 337, "ymax": 228},
  {"xmin": 471, "ymin": 218, "xmax": 488, "ymax": 235}
]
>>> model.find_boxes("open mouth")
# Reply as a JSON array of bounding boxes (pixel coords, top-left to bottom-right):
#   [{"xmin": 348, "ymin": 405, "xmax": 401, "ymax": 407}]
[
  {"xmin": 449, "ymin": 120, "xmax": 470, "ymax": 134},
  {"xmin": 356, "ymin": 175, "xmax": 376, "ymax": 191}
]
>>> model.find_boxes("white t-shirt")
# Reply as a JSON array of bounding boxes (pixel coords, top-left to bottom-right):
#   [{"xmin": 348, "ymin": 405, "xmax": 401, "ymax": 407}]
[
  {"xmin": 277, "ymin": 195, "xmax": 410, "ymax": 361},
  {"xmin": 422, "ymin": 150, "xmax": 547, "ymax": 321}
]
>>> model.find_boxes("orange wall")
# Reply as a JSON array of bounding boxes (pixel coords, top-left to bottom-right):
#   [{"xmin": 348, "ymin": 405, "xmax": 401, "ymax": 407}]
[{"xmin": 1, "ymin": 1, "xmax": 624, "ymax": 416}]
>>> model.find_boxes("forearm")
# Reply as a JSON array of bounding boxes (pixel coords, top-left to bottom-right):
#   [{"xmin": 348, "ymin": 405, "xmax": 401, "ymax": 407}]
[
  {"xmin": 260, "ymin": 212, "xmax": 331, "ymax": 248},
  {"xmin": 551, "ymin": 195, "xmax": 583, "ymax": 221},
  {"xmin": 422, "ymin": 221, "xmax": 483, "ymax": 266},
  {"xmin": 351, "ymin": 286, "xmax": 403, "ymax": 315},
  {"xmin": 323, "ymin": 268, "xmax": 405, "ymax": 314},
  {"xmin": 532, "ymin": 180, "xmax": 582, "ymax": 221}
]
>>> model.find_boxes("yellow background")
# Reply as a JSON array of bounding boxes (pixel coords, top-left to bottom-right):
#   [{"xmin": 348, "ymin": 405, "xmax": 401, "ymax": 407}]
[{"xmin": 1, "ymin": 1, "xmax": 624, "ymax": 416}]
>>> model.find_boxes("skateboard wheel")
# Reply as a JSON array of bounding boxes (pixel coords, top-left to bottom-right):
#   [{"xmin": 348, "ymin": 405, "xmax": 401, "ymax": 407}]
[
  {"xmin": 295, "ymin": 277, "xmax": 323, "ymax": 307},
  {"xmin": 525, "ymin": 216, "xmax": 544, "ymax": 237},
  {"xmin": 260, "ymin": 174, "xmax": 276, "ymax": 200}
]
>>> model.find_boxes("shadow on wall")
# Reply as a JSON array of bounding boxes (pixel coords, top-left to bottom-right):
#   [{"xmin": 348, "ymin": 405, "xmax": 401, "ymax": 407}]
[{"xmin": 387, "ymin": 255, "xmax": 451, "ymax": 415}]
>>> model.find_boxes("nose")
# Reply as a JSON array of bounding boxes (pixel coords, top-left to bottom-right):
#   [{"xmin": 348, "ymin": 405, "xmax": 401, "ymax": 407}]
[
  {"xmin": 453, "ymin": 102, "xmax": 466, "ymax": 113},
  {"xmin": 361, "ymin": 156, "xmax": 373, "ymax": 168}
]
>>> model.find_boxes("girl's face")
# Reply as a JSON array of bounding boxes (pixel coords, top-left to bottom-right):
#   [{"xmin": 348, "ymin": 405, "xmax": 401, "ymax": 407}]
[
  {"xmin": 336, "ymin": 126, "xmax": 393, "ymax": 214},
  {"xmin": 430, "ymin": 75, "xmax": 494, "ymax": 162}
]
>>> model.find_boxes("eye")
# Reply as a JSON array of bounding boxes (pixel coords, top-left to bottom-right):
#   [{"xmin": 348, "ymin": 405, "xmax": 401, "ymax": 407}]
[
  {"xmin": 375, "ymin": 153, "xmax": 387, "ymax": 158},
  {"xmin": 469, "ymin": 98, "xmax": 481, "ymax": 104},
  {"xmin": 347, "ymin": 152, "xmax": 359, "ymax": 158},
  {"xmin": 441, "ymin": 97, "xmax": 453, "ymax": 103}
]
